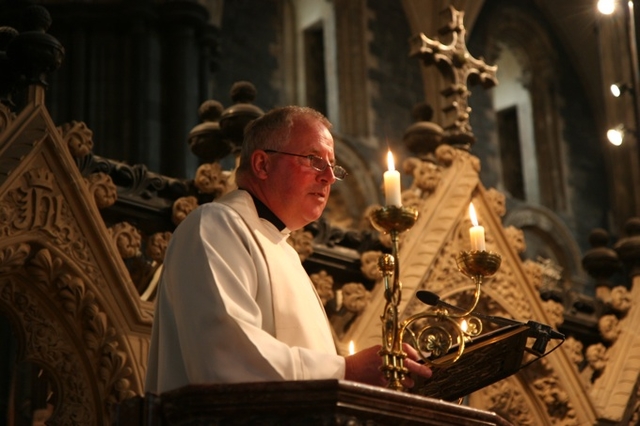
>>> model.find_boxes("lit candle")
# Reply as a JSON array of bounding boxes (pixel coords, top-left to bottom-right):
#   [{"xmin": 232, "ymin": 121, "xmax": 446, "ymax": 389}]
[
  {"xmin": 348, "ymin": 340, "xmax": 355, "ymax": 355},
  {"xmin": 383, "ymin": 151, "xmax": 402, "ymax": 206},
  {"xmin": 468, "ymin": 203, "xmax": 485, "ymax": 251}
]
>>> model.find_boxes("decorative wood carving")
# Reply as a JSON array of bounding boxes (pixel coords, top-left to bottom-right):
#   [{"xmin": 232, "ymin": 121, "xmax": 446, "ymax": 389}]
[
  {"xmin": 0, "ymin": 267, "xmax": 96, "ymax": 425},
  {"xmin": 0, "ymin": 99, "xmax": 152, "ymax": 425},
  {"xmin": 590, "ymin": 275, "xmax": 640, "ymax": 422}
]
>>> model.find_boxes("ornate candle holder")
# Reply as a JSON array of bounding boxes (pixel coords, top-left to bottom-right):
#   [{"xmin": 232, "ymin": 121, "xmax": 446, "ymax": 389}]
[
  {"xmin": 370, "ymin": 206, "xmax": 502, "ymax": 392},
  {"xmin": 370, "ymin": 205, "xmax": 419, "ymax": 391}
]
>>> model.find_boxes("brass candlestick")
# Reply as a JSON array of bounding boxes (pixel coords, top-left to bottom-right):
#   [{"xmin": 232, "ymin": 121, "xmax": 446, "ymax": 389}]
[
  {"xmin": 371, "ymin": 205, "xmax": 502, "ymax": 392},
  {"xmin": 370, "ymin": 205, "xmax": 419, "ymax": 391}
]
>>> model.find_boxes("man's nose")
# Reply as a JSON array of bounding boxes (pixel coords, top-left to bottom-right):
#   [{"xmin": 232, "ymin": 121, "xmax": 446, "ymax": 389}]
[{"xmin": 319, "ymin": 166, "xmax": 337, "ymax": 184}]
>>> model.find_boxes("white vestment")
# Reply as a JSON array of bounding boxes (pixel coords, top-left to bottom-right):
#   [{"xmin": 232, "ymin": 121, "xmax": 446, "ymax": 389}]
[{"xmin": 145, "ymin": 190, "xmax": 345, "ymax": 394}]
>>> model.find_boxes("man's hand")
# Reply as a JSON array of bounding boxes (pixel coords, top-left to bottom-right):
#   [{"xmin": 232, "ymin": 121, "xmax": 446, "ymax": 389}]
[
  {"xmin": 402, "ymin": 343, "xmax": 433, "ymax": 388},
  {"xmin": 344, "ymin": 343, "xmax": 432, "ymax": 389}
]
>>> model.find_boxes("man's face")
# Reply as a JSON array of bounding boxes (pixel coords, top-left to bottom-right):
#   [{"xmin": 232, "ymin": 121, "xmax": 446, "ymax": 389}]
[{"xmin": 265, "ymin": 119, "xmax": 337, "ymax": 230}]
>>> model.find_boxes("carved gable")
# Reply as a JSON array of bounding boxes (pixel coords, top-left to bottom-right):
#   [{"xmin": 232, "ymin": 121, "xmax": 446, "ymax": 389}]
[{"xmin": 0, "ymin": 97, "xmax": 152, "ymax": 425}]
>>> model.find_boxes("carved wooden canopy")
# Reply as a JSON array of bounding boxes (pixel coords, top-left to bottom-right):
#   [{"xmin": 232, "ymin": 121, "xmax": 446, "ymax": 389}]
[{"xmin": 0, "ymin": 90, "xmax": 153, "ymax": 425}]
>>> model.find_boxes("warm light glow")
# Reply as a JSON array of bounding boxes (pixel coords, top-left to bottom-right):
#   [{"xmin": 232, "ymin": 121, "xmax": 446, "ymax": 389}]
[
  {"xmin": 469, "ymin": 203, "xmax": 479, "ymax": 227},
  {"xmin": 597, "ymin": 0, "xmax": 616, "ymax": 15},
  {"xmin": 348, "ymin": 340, "xmax": 355, "ymax": 355},
  {"xmin": 611, "ymin": 83, "xmax": 622, "ymax": 97},
  {"xmin": 387, "ymin": 150, "xmax": 395, "ymax": 171},
  {"xmin": 607, "ymin": 128, "xmax": 624, "ymax": 146},
  {"xmin": 468, "ymin": 203, "xmax": 486, "ymax": 251},
  {"xmin": 460, "ymin": 320, "xmax": 468, "ymax": 333},
  {"xmin": 383, "ymin": 151, "xmax": 402, "ymax": 206}
]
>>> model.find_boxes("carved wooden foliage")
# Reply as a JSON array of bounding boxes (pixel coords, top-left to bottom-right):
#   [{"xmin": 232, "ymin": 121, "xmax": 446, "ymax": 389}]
[
  {"xmin": 0, "ymin": 165, "xmax": 136, "ymax": 424},
  {"xmin": 0, "ymin": 261, "xmax": 95, "ymax": 425}
]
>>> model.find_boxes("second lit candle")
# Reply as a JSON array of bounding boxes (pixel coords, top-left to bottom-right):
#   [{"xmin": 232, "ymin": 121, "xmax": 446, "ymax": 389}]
[
  {"xmin": 383, "ymin": 151, "xmax": 402, "ymax": 206},
  {"xmin": 468, "ymin": 203, "xmax": 486, "ymax": 251}
]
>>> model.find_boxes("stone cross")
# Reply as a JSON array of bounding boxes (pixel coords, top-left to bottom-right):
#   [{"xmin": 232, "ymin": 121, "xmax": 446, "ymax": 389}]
[{"xmin": 409, "ymin": 6, "xmax": 497, "ymax": 146}]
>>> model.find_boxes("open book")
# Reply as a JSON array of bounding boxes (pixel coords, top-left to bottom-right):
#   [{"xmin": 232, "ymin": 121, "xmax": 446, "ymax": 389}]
[{"xmin": 411, "ymin": 323, "xmax": 532, "ymax": 401}]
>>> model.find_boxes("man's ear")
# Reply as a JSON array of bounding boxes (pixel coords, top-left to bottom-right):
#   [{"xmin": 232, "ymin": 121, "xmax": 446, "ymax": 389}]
[{"xmin": 252, "ymin": 150, "xmax": 270, "ymax": 179}]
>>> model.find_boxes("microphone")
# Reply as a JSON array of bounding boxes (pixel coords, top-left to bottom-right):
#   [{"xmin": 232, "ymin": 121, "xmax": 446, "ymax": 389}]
[
  {"xmin": 526, "ymin": 321, "xmax": 565, "ymax": 354},
  {"xmin": 416, "ymin": 290, "xmax": 523, "ymax": 328},
  {"xmin": 416, "ymin": 290, "xmax": 442, "ymax": 307},
  {"xmin": 416, "ymin": 290, "xmax": 565, "ymax": 354}
]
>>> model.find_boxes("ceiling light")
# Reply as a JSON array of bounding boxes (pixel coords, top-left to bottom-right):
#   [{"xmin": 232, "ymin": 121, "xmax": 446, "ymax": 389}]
[
  {"xmin": 610, "ymin": 82, "xmax": 632, "ymax": 97},
  {"xmin": 606, "ymin": 125, "xmax": 628, "ymax": 145},
  {"xmin": 597, "ymin": 0, "xmax": 617, "ymax": 15}
]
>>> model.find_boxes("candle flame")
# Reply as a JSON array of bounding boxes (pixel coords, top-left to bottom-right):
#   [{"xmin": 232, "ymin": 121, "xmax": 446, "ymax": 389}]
[
  {"xmin": 469, "ymin": 203, "xmax": 479, "ymax": 227},
  {"xmin": 386, "ymin": 151, "xmax": 395, "ymax": 172},
  {"xmin": 461, "ymin": 319, "xmax": 468, "ymax": 333},
  {"xmin": 348, "ymin": 340, "xmax": 355, "ymax": 355}
]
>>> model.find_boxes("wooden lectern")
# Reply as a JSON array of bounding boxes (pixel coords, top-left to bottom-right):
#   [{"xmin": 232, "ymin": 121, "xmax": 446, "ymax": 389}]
[
  {"xmin": 114, "ymin": 324, "xmax": 539, "ymax": 424},
  {"xmin": 113, "ymin": 379, "xmax": 513, "ymax": 425}
]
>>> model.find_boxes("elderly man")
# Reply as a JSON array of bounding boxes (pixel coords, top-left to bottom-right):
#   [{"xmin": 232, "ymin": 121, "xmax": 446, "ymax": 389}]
[{"xmin": 145, "ymin": 106, "xmax": 431, "ymax": 394}]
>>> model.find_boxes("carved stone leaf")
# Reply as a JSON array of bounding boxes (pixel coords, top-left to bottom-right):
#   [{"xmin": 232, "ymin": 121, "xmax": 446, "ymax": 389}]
[
  {"xmin": 3, "ymin": 186, "xmax": 30, "ymax": 232},
  {"xmin": 100, "ymin": 343, "xmax": 136, "ymax": 404},
  {"xmin": 27, "ymin": 246, "xmax": 61, "ymax": 283},
  {"xmin": 109, "ymin": 222, "xmax": 142, "ymax": 259},
  {"xmin": 85, "ymin": 172, "xmax": 118, "ymax": 209},
  {"xmin": 519, "ymin": 360, "xmax": 580, "ymax": 425},
  {"xmin": 58, "ymin": 120, "xmax": 94, "ymax": 157},
  {"xmin": 474, "ymin": 379, "xmax": 536, "ymax": 426},
  {"xmin": 484, "ymin": 264, "xmax": 533, "ymax": 321},
  {"xmin": 25, "ymin": 248, "xmax": 90, "ymax": 318},
  {"xmin": 58, "ymin": 273, "xmax": 87, "ymax": 315},
  {"xmin": 84, "ymin": 310, "xmax": 111, "ymax": 352},
  {"xmin": 0, "ymin": 243, "xmax": 30, "ymax": 274}
]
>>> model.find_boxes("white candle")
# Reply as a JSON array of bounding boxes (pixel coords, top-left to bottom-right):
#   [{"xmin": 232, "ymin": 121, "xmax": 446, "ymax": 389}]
[
  {"xmin": 383, "ymin": 151, "xmax": 402, "ymax": 206},
  {"xmin": 468, "ymin": 203, "xmax": 485, "ymax": 251},
  {"xmin": 348, "ymin": 340, "xmax": 355, "ymax": 355}
]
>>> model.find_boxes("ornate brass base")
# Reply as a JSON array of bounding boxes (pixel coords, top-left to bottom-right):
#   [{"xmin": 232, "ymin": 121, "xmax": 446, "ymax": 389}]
[
  {"xmin": 370, "ymin": 205, "xmax": 418, "ymax": 234},
  {"xmin": 456, "ymin": 250, "xmax": 502, "ymax": 278}
]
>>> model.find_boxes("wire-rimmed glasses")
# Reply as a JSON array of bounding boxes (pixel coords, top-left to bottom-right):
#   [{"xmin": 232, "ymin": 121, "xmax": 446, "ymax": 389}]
[{"xmin": 264, "ymin": 150, "xmax": 348, "ymax": 180}]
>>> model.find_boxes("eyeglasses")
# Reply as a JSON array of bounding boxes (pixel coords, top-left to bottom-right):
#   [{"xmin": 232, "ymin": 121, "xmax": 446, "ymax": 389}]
[{"xmin": 264, "ymin": 150, "xmax": 348, "ymax": 180}]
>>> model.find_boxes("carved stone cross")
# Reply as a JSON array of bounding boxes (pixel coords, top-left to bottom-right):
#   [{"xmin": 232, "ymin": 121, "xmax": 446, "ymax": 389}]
[{"xmin": 409, "ymin": 6, "xmax": 497, "ymax": 146}]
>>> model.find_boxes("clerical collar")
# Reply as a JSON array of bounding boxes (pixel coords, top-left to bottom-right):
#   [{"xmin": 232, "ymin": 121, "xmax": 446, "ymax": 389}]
[{"xmin": 243, "ymin": 189, "xmax": 287, "ymax": 231}]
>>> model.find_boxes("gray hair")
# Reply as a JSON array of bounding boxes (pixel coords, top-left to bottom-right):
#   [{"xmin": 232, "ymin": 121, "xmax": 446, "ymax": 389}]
[{"xmin": 235, "ymin": 106, "xmax": 331, "ymax": 180}]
